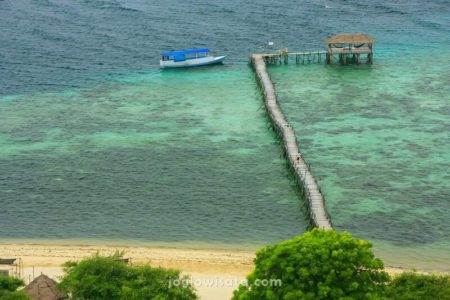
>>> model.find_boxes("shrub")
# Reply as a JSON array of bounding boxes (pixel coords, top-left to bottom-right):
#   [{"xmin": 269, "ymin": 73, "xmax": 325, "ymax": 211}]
[
  {"xmin": 0, "ymin": 291, "xmax": 32, "ymax": 300},
  {"xmin": 384, "ymin": 272, "xmax": 450, "ymax": 300},
  {"xmin": 233, "ymin": 229, "xmax": 390, "ymax": 300},
  {"xmin": 59, "ymin": 252, "xmax": 197, "ymax": 300},
  {"xmin": 0, "ymin": 276, "xmax": 30, "ymax": 300}
]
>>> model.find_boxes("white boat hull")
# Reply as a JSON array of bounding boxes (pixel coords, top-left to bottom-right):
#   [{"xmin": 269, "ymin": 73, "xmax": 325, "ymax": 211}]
[{"xmin": 160, "ymin": 56, "xmax": 226, "ymax": 68}]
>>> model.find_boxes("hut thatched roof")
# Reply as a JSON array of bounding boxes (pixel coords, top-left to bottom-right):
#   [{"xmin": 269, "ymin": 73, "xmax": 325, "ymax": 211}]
[
  {"xmin": 326, "ymin": 33, "xmax": 374, "ymax": 45},
  {"xmin": 23, "ymin": 274, "xmax": 67, "ymax": 300}
]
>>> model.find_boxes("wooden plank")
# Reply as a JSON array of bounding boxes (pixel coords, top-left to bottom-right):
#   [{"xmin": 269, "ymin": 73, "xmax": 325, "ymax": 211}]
[{"xmin": 250, "ymin": 54, "xmax": 333, "ymax": 230}]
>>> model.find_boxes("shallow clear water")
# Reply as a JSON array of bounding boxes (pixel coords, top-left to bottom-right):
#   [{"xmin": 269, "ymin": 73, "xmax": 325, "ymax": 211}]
[
  {"xmin": 0, "ymin": 0, "xmax": 449, "ymax": 270},
  {"xmin": 269, "ymin": 50, "xmax": 450, "ymax": 270},
  {"xmin": 0, "ymin": 66, "xmax": 306, "ymax": 246}
]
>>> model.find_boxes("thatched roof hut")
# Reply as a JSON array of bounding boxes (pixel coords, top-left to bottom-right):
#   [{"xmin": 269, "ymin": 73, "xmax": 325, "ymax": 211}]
[
  {"xmin": 23, "ymin": 274, "xmax": 67, "ymax": 300},
  {"xmin": 326, "ymin": 33, "xmax": 375, "ymax": 45},
  {"xmin": 325, "ymin": 33, "xmax": 374, "ymax": 64}
]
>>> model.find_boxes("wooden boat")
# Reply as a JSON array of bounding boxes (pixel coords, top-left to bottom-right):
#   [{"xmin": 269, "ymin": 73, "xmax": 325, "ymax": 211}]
[{"xmin": 160, "ymin": 48, "xmax": 225, "ymax": 68}]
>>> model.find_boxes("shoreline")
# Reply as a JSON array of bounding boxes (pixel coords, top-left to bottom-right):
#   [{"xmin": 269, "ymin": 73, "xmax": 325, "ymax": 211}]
[
  {"xmin": 1, "ymin": 242, "xmax": 441, "ymax": 274},
  {"xmin": 0, "ymin": 238, "xmax": 263, "ymax": 251},
  {"xmin": 1, "ymin": 242, "xmax": 446, "ymax": 271},
  {"xmin": 0, "ymin": 243, "xmax": 446, "ymax": 299},
  {"xmin": 0, "ymin": 243, "xmax": 255, "ymax": 271}
]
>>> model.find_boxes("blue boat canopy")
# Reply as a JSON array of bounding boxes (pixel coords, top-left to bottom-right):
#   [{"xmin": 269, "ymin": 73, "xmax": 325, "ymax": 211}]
[{"xmin": 161, "ymin": 48, "xmax": 210, "ymax": 57}]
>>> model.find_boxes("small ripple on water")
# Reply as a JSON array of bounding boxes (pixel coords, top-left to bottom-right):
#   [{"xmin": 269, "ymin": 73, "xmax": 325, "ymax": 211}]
[
  {"xmin": 270, "ymin": 54, "xmax": 450, "ymax": 270},
  {"xmin": 0, "ymin": 67, "xmax": 308, "ymax": 247}
]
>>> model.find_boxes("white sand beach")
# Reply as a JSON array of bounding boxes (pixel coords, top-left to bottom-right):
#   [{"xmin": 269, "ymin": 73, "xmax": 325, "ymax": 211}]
[
  {"xmin": 0, "ymin": 243, "xmax": 435, "ymax": 300},
  {"xmin": 0, "ymin": 243, "xmax": 255, "ymax": 300}
]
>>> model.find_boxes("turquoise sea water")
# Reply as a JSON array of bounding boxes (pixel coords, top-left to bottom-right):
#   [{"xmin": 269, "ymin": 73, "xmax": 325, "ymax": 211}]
[
  {"xmin": 0, "ymin": 0, "xmax": 449, "ymax": 270},
  {"xmin": 269, "ymin": 49, "xmax": 450, "ymax": 270},
  {"xmin": 0, "ymin": 66, "xmax": 306, "ymax": 246}
]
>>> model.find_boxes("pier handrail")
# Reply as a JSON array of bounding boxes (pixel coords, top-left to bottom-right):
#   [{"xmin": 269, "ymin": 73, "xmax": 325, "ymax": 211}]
[{"xmin": 250, "ymin": 54, "xmax": 333, "ymax": 230}]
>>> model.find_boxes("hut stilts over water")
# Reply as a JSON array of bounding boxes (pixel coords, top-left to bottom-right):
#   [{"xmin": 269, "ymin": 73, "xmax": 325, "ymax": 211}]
[{"xmin": 326, "ymin": 33, "xmax": 374, "ymax": 64}]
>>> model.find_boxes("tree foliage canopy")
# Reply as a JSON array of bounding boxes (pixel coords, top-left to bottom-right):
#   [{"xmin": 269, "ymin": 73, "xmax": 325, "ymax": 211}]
[
  {"xmin": 233, "ymin": 229, "xmax": 390, "ymax": 300},
  {"xmin": 0, "ymin": 292, "xmax": 31, "ymax": 300},
  {"xmin": 58, "ymin": 252, "xmax": 197, "ymax": 300},
  {"xmin": 0, "ymin": 276, "xmax": 30, "ymax": 300},
  {"xmin": 384, "ymin": 272, "xmax": 450, "ymax": 300}
]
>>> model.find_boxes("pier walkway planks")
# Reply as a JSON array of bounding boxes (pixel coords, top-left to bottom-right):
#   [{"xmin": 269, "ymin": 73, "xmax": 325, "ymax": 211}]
[{"xmin": 251, "ymin": 54, "xmax": 333, "ymax": 230}]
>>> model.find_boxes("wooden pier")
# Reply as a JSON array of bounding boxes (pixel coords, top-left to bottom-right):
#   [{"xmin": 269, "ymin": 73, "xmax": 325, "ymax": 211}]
[
  {"xmin": 250, "ymin": 54, "xmax": 333, "ymax": 230},
  {"xmin": 262, "ymin": 33, "xmax": 375, "ymax": 66},
  {"xmin": 261, "ymin": 49, "xmax": 328, "ymax": 65}
]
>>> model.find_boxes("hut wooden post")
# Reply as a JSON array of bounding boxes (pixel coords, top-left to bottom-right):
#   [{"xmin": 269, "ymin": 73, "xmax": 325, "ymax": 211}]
[
  {"xmin": 326, "ymin": 43, "xmax": 331, "ymax": 64},
  {"xmin": 325, "ymin": 33, "xmax": 374, "ymax": 65}
]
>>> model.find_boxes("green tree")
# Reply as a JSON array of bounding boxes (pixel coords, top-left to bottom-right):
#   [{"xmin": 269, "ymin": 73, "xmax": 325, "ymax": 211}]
[
  {"xmin": 121, "ymin": 265, "xmax": 197, "ymax": 300},
  {"xmin": 0, "ymin": 291, "xmax": 32, "ymax": 300},
  {"xmin": 0, "ymin": 275, "xmax": 30, "ymax": 300},
  {"xmin": 233, "ymin": 229, "xmax": 390, "ymax": 300},
  {"xmin": 384, "ymin": 272, "xmax": 450, "ymax": 300},
  {"xmin": 59, "ymin": 252, "xmax": 197, "ymax": 300}
]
